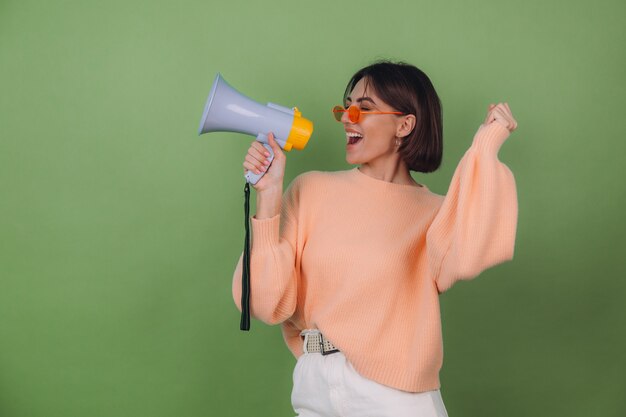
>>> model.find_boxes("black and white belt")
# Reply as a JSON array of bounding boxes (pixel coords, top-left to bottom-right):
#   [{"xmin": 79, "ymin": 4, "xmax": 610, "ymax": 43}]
[{"xmin": 300, "ymin": 329, "xmax": 340, "ymax": 355}]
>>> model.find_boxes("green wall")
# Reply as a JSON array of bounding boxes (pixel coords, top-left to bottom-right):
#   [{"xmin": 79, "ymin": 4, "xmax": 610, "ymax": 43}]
[{"xmin": 1, "ymin": 0, "xmax": 624, "ymax": 416}]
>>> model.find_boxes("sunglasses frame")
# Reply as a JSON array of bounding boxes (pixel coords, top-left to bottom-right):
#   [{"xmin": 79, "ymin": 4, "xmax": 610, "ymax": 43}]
[{"xmin": 332, "ymin": 104, "xmax": 404, "ymax": 123}]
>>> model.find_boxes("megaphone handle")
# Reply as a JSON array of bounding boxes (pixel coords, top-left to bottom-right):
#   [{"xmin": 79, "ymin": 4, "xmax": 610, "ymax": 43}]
[{"xmin": 245, "ymin": 143, "xmax": 275, "ymax": 185}]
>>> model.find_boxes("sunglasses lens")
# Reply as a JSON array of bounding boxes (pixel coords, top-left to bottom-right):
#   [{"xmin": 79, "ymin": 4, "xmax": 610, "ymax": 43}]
[
  {"xmin": 332, "ymin": 105, "xmax": 344, "ymax": 122},
  {"xmin": 348, "ymin": 106, "xmax": 360, "ymax": 123}
]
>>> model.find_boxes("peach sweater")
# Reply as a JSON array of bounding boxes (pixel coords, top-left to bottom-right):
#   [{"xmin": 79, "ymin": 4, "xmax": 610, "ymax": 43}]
[{"xmin": 232, "ymin": 121, "xmax": 517, "ymax": 392}]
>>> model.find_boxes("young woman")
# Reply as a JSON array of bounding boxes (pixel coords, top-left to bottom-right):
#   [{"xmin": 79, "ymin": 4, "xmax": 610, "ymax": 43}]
[{"xmin": 233, "ymin": 60, "xmax": 518, "ymax": 417}]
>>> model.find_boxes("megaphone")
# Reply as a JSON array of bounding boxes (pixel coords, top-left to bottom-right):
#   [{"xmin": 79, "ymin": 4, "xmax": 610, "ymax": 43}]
[{"xmin": 198, "ymin": 73, "xmax": 313, "ymax": 185}]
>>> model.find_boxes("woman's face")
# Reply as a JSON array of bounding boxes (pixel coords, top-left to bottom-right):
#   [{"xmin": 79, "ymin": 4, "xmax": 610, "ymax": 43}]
[{"xmin": 341, "ymin": 77, "xmax": 404, "ymax": 166}]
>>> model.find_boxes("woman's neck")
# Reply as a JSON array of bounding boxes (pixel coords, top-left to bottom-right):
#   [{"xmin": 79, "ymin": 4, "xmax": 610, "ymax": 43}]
[{"xmin": 358, "ymin": 161, "xmax": 422, "ymax": 187}]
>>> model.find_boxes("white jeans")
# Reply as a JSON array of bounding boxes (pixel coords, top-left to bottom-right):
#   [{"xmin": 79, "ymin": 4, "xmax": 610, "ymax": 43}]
[{"xmin": 291, "ymin": 350, "xmax": 449, "ymax": 417}]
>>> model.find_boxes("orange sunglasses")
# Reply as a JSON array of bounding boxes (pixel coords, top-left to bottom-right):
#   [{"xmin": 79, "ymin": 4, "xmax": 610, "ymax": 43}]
[{"xmin": 332, "ymin": 104, "xmax": 404, "ymax": 123}]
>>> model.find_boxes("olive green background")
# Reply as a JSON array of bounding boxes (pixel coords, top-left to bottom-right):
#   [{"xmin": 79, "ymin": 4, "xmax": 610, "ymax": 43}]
[{"xmin": 1, "ymin": 0, "xmax": 624, "ymax": 416}]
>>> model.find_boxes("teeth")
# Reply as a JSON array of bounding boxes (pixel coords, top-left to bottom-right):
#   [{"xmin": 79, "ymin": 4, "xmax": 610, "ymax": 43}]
[{"xmin": 346, "ymin": 132, "xmax": 363, "ymax": 138}]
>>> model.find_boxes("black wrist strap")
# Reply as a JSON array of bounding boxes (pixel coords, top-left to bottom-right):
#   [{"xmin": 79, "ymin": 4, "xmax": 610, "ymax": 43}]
[{"xmin": 240, "ymin": 181, "xmax": 251, "ymax": 331}]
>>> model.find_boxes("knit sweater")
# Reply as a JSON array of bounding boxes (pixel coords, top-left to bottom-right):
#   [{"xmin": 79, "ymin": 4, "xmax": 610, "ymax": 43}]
[{"xmin": 232, "ymin": 121, "xmax": 518, "ymax": 393}]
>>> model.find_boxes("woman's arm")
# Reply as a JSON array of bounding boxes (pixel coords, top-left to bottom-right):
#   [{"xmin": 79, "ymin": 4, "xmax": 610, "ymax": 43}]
[
  {"xmin": 231, "ymin": 176, "xmax": 302, "ymax": 325},
  {"xmin": 426, "ymin": 104, "xmax": 518, "ymax": 293}
]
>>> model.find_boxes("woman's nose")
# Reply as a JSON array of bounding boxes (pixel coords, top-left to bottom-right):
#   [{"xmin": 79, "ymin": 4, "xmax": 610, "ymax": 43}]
[{"xmin": 341, "ymin": 109, "xmax": 353, "ymax": 124}]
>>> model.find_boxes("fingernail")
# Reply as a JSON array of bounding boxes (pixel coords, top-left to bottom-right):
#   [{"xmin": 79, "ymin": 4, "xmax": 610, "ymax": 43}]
[{"xmin": 265, "ymin": 152, "xmax": 270, "ymax": 157}]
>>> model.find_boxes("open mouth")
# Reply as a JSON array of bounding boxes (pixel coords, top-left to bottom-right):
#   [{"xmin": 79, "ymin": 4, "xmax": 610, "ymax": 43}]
[{"xmin": 347, "ymin": 132, "xmax": 363, "ymax": 145}]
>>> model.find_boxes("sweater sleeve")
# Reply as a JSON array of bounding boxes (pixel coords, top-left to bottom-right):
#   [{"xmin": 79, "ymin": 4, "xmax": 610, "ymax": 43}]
[
  {"xmin": 426, "ymin": 121, "xmax": 518, "ymax": 293},
  {"xmin": 231, "ymin": 176, "xmax": 302, "ymax": 324}
]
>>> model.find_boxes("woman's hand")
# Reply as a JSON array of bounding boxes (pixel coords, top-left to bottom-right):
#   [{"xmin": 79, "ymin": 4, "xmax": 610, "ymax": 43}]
[
  {"xmin": 484, "ymin": 102, "xmax": 518, "ymax": 133},
  {"xmin": 243, "ymin": 132, "xmax": 286, "ymax": 192}
]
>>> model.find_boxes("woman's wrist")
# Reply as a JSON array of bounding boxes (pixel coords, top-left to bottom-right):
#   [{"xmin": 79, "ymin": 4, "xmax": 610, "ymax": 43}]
[{"xmin": 255, "ymin": 185, "xmax": 283, "ymax": 219}]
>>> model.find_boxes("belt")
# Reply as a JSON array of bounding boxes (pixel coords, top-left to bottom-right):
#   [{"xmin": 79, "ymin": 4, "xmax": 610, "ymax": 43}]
[{"xmin": 300, "ymin": 329, "xmax": 340, "ymax": 355}]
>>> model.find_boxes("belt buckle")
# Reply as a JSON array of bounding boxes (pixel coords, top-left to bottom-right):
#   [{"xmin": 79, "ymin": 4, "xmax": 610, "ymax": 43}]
[
  {"xmin": 319, "ymin": 333, "xmax": 339, "ymax": 356},
  {"xmin": 301, "ymin": 331, "xmax": 311, "ymax": 354}
]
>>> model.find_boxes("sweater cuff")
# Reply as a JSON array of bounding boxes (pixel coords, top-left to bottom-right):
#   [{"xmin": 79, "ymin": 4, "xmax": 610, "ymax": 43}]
[
  {"xmin": 250, "ymin": 214, "xmax": 280, "ymax": 250},
  {"xmin": 471, "ymin": 122, "xmax": 511, "ymax": 155}
]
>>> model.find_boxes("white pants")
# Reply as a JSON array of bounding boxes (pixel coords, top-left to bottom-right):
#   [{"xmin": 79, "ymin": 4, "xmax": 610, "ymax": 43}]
[{"xmin": 291, "ymin": 351, "xmax": 449, "ymax": 417}]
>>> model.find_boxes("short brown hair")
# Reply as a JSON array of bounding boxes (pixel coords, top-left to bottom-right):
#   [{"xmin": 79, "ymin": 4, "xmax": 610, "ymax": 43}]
[{"xmin": 343, "ymin": 60, "xmax": 443, "ymax": 173}]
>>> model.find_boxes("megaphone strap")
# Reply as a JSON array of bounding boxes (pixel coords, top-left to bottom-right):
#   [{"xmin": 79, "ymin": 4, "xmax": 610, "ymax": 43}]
[{"xmin": 240, "ymin": 182, "xmax": 252, "ymax": 331}]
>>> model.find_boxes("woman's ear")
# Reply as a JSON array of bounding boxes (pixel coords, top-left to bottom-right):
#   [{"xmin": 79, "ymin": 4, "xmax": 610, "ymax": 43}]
[{"xmin": 396, "ymin": 114, "xmax": 416, "ymax": 138}]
